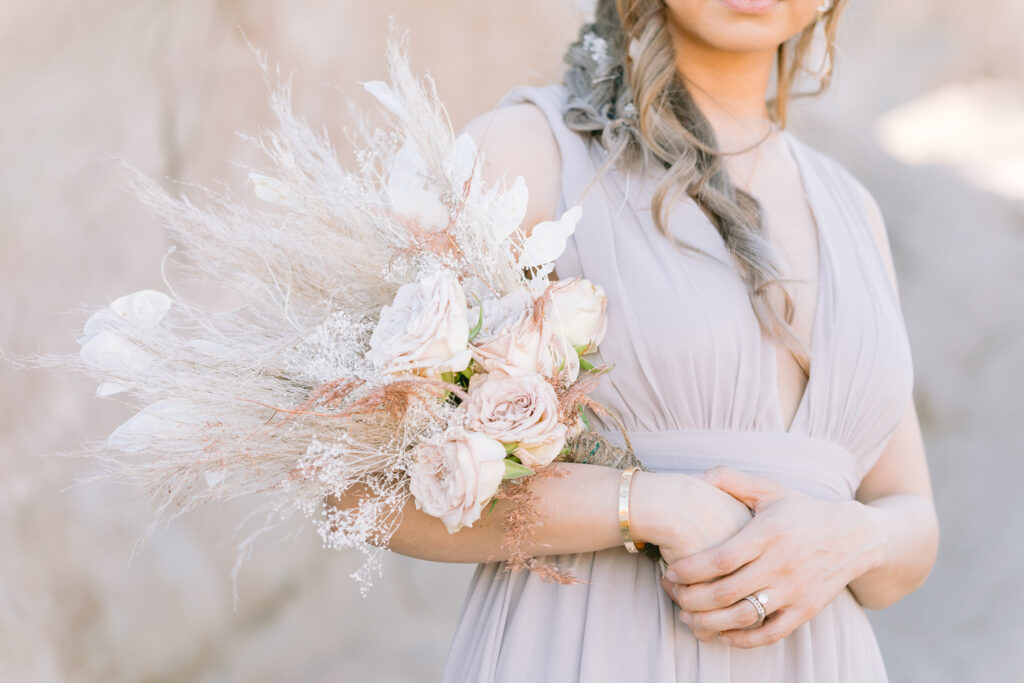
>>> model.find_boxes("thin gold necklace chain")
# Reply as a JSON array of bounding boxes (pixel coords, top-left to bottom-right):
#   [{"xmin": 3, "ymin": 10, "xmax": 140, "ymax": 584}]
[
  {"xmin": 742, "ymin": 141, "xmax": 764, "ymax": 189},
  {"xmin": 724, "ymin": 119, "xmax": 780, "ymax": 191}
]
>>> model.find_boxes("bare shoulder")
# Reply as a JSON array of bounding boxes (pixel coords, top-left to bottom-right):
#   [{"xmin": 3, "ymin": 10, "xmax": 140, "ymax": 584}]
[{"xmin": 457, "ymin": 102, "xmax": 562, "ymax": 230}]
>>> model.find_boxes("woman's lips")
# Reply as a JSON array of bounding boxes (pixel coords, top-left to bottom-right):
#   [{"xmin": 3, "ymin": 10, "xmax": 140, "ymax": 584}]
[{"xmin": 718, "ymin": 0, "xmax": 781, "ymax": 14}]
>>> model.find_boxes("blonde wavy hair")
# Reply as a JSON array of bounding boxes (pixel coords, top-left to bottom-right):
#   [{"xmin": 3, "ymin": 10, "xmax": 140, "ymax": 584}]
[{"xmin": 562, "ymin": 0, "xmax": 846, "ymax": 373}]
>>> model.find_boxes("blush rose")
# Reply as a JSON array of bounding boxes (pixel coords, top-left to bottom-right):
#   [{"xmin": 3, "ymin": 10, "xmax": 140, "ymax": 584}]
[
  {"xmin": 463, "ymin": 371, "xmax": 568, "ymax": 470},
  {"xmin": 470, "ymin": 289, "xmax": 579, "ymax": 385},
  {"xmin": 407, "ymin": 424, "xmax": 506, "ymax": 534}
]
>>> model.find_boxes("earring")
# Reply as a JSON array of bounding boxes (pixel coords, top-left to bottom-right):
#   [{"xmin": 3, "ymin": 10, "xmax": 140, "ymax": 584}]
[{"xmin": 816, "ymin": 0, "xmax": 833, "ymax": 16}]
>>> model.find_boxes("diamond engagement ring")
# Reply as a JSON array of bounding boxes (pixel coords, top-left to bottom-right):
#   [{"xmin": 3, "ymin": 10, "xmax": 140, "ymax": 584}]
[{"xmin": 742, "ymin": 592, "xmax": 769, "ymax": 627}]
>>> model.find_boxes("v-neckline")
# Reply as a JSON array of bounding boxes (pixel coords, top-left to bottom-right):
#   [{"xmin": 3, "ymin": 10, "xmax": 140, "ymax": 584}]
[{"xmin": 771, "ymin": 130, "xmax": 828, "ymax": 434}]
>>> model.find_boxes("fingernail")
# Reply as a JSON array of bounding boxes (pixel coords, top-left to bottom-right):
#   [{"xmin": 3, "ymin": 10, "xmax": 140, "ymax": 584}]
[
  {"xmin": 719, "ymin": 637, "xmax": 733, "ymax": 646},
  {"xmin": 678, "ymin": 611, "xmax": 691, "ymax": 624},
  {"xmin": 665, "ymin": 569, "xmax": 678, "ymax": 582}
]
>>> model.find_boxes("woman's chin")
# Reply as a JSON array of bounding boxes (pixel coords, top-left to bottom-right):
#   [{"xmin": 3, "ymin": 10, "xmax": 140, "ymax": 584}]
[{"xmin": 669, "ymin": 0, "xmax": 805, "ymax": 54}]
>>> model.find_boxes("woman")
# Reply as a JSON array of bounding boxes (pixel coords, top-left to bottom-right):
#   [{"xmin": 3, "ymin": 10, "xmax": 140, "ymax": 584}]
[{"xmin": 345, "ymin": 0, "xmax": 939, "ymax": 680}]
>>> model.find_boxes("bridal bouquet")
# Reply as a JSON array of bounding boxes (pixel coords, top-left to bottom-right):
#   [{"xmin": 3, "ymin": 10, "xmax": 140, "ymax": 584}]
[{"xmin": 16, "ymin": 28, "xmax": 643, "ymax": 595}]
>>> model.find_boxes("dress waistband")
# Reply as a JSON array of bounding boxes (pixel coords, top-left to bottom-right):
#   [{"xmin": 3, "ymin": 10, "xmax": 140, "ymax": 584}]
[{"xmin": 615, "ymin": 429, "xmax": 860, "ymax": 501}]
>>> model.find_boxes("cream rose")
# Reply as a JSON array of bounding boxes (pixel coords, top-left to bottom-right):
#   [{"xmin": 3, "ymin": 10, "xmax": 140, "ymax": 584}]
[
  {"xmin": 548, "ymin": 277, "xmax": 608, "ymax": 353},
  {"xmin": 407, "ymin": 425, "xmax": 506, "ymax": 534},
  {"xmin": 470, "ymin": 289, "xmax": 580, "ymax": 384},
  {"xmin": 464, "ymin": 372, "xmax": 568, "ymax": 470},
  {"xmin": 366, "ymin": 271, "xmax": 472, "ymax": 378}
]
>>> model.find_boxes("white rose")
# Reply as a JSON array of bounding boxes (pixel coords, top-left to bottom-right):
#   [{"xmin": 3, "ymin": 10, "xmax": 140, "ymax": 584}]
[
  {"xmin": 366, "ymin": 271, "xmax": 472, "ymax": 378},
  {"xmin": 408, "ymin": 425, "xmax": 507, "ymax": 534},
  {"xmin": 467, "ymin": 288, "xmax": 532, "ymax": 341},
  {"xmin": 464, "ymin": 372, "xmax": 568, "ymax": 470},
  {"xmin": 548, "ymin": 278, "xmax": 608, "ymax": 352}
]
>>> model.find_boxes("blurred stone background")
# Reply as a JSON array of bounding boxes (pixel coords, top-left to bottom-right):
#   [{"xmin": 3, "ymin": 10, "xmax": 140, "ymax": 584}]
[{"xmin": 1, "ymin": 1, "xmax": 1021, "ymax": 681}]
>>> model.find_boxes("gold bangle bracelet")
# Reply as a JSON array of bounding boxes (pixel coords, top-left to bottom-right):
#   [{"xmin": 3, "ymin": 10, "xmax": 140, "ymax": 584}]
[{"xmin": 618, "ymin": 466, "xmax": 645, "ymax": 553}]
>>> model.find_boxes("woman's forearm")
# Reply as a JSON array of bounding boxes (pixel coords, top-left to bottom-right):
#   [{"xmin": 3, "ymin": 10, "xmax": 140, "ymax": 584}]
[
  {"xmin": 848, "ymin": 493, "xmax": 939, "ymax": 609},
  {"xmin": 328, "ymin": 463, "xmax": 631, "ymax": 564},
  {"xmin": 326, "ymin": 464, "xmax": 747, "ymax": 565}
]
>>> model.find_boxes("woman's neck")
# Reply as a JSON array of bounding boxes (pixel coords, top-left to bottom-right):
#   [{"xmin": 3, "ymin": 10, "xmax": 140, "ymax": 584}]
[{"xmin": 665, "ymin": 20, "xmax": 778, "ymax": 151}]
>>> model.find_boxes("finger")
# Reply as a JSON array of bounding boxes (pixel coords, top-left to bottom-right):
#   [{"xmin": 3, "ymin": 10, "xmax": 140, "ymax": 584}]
[
  {"xmin": 660, "ymin": 574, "xmax": 675, "ymax": 601},
  {"xmin": 670, "ymin": 561, "xmax": 773, "ymax": 612},
  {"xmin": 718, "ymin": 608, "xmax": 804, "ymax": 649},
  {"xmin": 681, "ymin": 595, "xmax": 765, "ymax": 634},
  {"xmin": 687, "ymin": 624, "xmax": 722, "ymax": 644},
  {"xmin": 699, "ymin": 466, "xmax": 784, "ymax": 510},
  {"xmin": 665, "ymin": 517, "xmax": 774, "ymax": 584}
]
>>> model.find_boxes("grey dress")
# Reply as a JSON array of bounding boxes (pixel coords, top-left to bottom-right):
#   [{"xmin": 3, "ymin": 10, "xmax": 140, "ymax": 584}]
[{"xmin": 440, "ymin": 83, "xmax": 914, "ymax": 682}]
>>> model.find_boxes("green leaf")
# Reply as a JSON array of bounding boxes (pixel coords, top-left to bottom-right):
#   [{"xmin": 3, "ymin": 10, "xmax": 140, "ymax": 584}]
[
  {"xmin": 579, "ymin": 357, "xmax": 595, "ymax": 371},
  {"xmin": 503, "ymin": 458, "xmax": 535, "ymax": 480},
  {"xmin": 441, "ymin": 370, "xmax": 455, "ymax": 384},
  {"xmin": 468, "ymin": 301, "xmax": 484, "ymax": 341},
  {"xmin": 577, "ymin": 404, "xmax": 592, "ymax": 429},
  {"xmin": 503, "ymin": 441, "xmax": 519, "ymax": 455},
  {"xmin": 481, "ymin": 497, "xmax": 498, "ymax": 521},
  {"xmin": 573, "ymin": 344, "xmax": 590, "ymax": 356}
]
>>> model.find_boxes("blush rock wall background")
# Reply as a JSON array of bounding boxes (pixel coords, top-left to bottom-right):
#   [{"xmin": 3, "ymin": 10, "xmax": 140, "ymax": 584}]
[{"xmin": 1, "ymin": 1, "xmax": 1021, "ymax": 681}]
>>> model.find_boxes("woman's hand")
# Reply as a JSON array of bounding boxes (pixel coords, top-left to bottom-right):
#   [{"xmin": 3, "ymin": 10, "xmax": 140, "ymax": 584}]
[
  {"xmin": 661, "ymin": 466, "xmax": 884, "ymax": 648},
  {"xmin": 630, "ymin": 470, "xmax": 753, "ymax": 568}
]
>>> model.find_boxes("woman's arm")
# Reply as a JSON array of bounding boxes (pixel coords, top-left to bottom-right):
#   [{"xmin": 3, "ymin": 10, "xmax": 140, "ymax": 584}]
[
  {"xmin": 846, "ymin": 399, "xmax": 938, "ymax": 608},
  {"xmin": 844, "ymin": 184, "xmax": 939, "ymax": 608},
  {"xmin": 329, "ymin": 464, "xmax": 752, "ymax": 564}
]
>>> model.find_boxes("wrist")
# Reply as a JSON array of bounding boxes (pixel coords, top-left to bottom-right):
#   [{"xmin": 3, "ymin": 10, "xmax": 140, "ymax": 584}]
[
  {"xmin": 627, "ymin": 470, "xmax": 687, "ymax": 545},
  {"xmin": 849, "ymin": 499, "xmax": 889, "ymax": 578}
]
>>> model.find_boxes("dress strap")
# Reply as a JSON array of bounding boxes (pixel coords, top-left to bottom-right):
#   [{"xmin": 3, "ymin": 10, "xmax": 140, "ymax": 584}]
[{"xmin": 494, "ymin": 83, "xmax": 677, "ymax": 432}]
